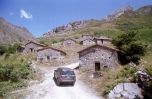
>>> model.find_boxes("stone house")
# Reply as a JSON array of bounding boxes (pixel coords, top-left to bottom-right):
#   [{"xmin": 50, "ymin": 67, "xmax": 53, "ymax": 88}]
[
  {"xmin": 80, "ymin": 38, "xmax": 95, "ymax": 45},
  {"xmin": 23, "ymin": 41, "xmax": 47, "ymax": 53},
  {"xmin": 93, "ymin": 37, "xmax": 112, "ymax": 45},
  {"xmin": 37, "ymin": 47, "xmax": 66, "ymax": 62},
  {"xmin": 62, "ymin": 39, "xmax": 77, "ymax": 46},
  {"xmin": 78, "ymin": 45, "xmax": 118, "ymax": 71}
]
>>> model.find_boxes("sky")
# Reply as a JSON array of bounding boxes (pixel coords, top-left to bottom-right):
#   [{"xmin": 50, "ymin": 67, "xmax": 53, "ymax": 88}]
[{"xmin": 0, "ymin": 0, "xmax": 152, "ymax": 37}]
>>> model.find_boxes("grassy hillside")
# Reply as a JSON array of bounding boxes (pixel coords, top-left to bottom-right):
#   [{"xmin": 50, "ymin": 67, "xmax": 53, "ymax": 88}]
[
  {"xmin": 39, "ymin": 6, "xmax": 152, "ymax": 50},
  {"xmin": 116, "ymin": 15, "xmax": 152, "ymax": 45}
]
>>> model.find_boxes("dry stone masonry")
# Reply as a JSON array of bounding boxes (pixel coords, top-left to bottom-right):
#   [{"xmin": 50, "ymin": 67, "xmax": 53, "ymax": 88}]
[
  {"xmin": 23, "ymin": 41, "xmax": 47, "ymax": 53},
  {"xmin": 78, "ymin": 45, "xmax": 118, "ymax": 71},
  {"xmin": 62, "ymin": 39, "xmax": 77, "ymax": 46},
  {"xmin": 37, "ymin": 47, "xmax": 66, "ymax": 62}
]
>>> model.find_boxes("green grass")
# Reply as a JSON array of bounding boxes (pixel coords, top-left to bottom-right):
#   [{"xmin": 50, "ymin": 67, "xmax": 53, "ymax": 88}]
[
  {"xmin": 137, "ymin": 28, "xmax": 152, "ymax": 44},
  {"xmin": 116, "ymin": 15, "xmax": 152, "ymax": 43}
]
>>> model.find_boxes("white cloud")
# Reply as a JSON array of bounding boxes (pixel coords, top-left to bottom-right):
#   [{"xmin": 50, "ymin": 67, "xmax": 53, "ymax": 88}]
[{"xmin": 20, "ymin": 9, "xmax": 33, "ymax": 19}]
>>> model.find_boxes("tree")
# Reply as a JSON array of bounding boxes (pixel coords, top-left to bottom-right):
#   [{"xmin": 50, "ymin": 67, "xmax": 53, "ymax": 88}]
[{"xmin": 113, "ymin": 31, "xmax": 146, "ymax": 64}]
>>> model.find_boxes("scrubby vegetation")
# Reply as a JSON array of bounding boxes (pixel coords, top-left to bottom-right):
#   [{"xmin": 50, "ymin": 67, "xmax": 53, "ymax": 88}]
[
  {"xmin": 78, "ymin": 66, "xmax": 138, "ymax": 97},
  {"xmin": 0, "ymin": 44, "xmax": 34, "ymax": 96},
  {"xmin": 113, "ymin": 31, "xmax": 147, "ymax": 64},
  {"xmin": 0, "ymin": 43, "xmax": 20, "ymax": 56},
  {"xmin": 102, "ymin": 66, "xmax": 137, "ymax": 96}
]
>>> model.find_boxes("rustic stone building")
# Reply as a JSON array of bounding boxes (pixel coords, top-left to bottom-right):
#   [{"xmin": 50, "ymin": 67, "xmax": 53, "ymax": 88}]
[
  {"xmin": 82, "ymin": 34, "xmax": 94, "ymax": 40},
  {"xmin": 62, "ymin": 39, "xmax": 77, "ymax": 46},
  {"xmin": 93, "ymin": 37, "xmax": 112, "ymax": 45},
  {"xmin": 80, "ymin": 39, "xmax": 96, "ymax": 45},
  {"xmin": 78, "ymin": 45, "xmax": 118, "ymax": 71},
  {"xmin": 37, "ymin": 47, "xmax": 66, "ymax": 62},
  {"xmin": 23, "ymin": 41, "xmax": 47, "ymax": 53}
]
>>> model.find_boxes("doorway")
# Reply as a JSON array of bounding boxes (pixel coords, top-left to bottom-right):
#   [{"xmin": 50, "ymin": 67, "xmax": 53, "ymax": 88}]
[
  {"xmin": 95, "ymin": 62, "xmax": 101, "ymax": 71},
  {"xmin": 47, "ymin": 56, "xmax": 50, "ymax": 61},
  {"xmin": 30, "ymin": 48, "xmax": 34, "ymax": 53}
]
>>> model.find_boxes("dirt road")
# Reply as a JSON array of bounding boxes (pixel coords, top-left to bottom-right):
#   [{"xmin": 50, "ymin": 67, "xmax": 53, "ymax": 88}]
[{"xmin": 9, "ymin": 62, "xmax": 102, "ymax": 99}]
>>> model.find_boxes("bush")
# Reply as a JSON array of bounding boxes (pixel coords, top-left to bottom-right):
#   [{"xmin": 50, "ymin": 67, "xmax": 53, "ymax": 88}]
[
  {"xmin": 0, "ymin": 43, "xmax": 20, "ymax": 56},
  {"xmin": 0, "ymin": 45, "xmax": 7, "ymax": 55},
  {"xmin": 113, "ymin": 31, "xmax": 147, "ymax": 64},
  {"xmin": 0, "ymin": 55, "xmax": 33, "ymax": 96}
]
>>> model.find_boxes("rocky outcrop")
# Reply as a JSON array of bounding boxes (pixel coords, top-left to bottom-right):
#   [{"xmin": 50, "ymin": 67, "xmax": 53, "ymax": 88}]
[
  {"xmin": 136, "ymin": 5, "xmax": 152, "ymax": 15},
  {"xmin": 106, "ymin": 5, "xmax": 152, "ymax": 21},
  {"xmin": 43, "ymin": 21, "xmax": 87, "ymax": 37},
  {"xmin": 0, "ymin": 17, "xmax": 34, "ymax": 44},
  {"xmin": 106, "ymin": 6, "xmax": 134, "ymax": 21},
  {"xmin": 108, "ymin": 83, "xmax": 143, "ymax": 99},
  {"xmin": 136, "ymin": 70, "xmax": 152, "ymax": 98}
]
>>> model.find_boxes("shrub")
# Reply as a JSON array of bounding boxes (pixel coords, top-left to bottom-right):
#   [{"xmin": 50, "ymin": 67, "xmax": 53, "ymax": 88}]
[
  {"xmin": 113, "ymin": 31, "xmax": 147, "ymax": 64},
  {"xmin": 0, "ymin": 55, "xmax": 34, "ymax": 96},
  {"xmin": 0, "ymin": 43, "xmax": 20, "ymax": 56},
  {"xmin": 0, "ymin": 45, "xmax": 7, "ymax": 55}
]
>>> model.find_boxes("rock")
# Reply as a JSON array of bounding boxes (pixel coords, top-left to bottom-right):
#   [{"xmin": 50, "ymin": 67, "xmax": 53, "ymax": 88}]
[
  {"xmin": 108, "ymin": 83, "xmax": 143, "ymax": 99},
  {"xmin": 136, "ymin": 70, "xmax": 152, "ymax": 83},
  {"xmin": 128, "ymin": 62, "xmax": 137, "ymax": 67},
  {"xmin": 106, "ymin": 6, "xmax": 134, "ymax": 21},
  {"xmin": 42, "ymin": 20, "xmax": 86, "ymax": 37},
  {"xmin": 135, "ymin": 70, "xmax": 152, "ymax": 98}
]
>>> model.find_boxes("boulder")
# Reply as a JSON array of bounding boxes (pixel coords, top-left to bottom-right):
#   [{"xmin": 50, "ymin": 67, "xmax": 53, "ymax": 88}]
[
  {"xmin": 108, "ymin": 83, "xmax": 143, "ymax": 99},
  {"xmin": 135, "ymin": 70, "xmax": 152, "ymax": 98}
]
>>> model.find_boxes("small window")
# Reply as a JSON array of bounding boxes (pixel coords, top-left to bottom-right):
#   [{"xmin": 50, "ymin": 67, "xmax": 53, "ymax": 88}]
[{"xmin": 104, "ymin": 66, "xmax": 108, "ymax": 68}]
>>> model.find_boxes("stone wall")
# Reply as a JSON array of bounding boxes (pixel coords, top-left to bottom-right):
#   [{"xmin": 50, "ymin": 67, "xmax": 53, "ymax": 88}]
[
  {"xmin": 79, "ymin": 46, "xmax": 118, "ymax": 70},
  {"xmin": 62, "ymin": 39, "xmax": 76, "ymax": 46},
  {"xmin": 94, "ymin": 39, "xmax": 112, "ymax": 45},
  {"xmin": 23, "ymin": 42, "xmax": 44, "ymax": 53},
  {"xmin": 80, "ymin": 39, "xmax": 95, "ymax": 45},
  {"xmin": 82, "ymin": 35, "xmax": 93, "ymax": 40},
  {"xmin": 37, "ymin": 48, "xmax": 66, "ymax": 62}
]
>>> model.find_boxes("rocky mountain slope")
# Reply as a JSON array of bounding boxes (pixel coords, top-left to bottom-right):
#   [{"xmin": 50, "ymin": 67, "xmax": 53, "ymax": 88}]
[
  {"xmin": 0, "ymin": 17, "xmax": 34, "ymax": 44},
  {"xmin": 40, "ymin": 5, "xmax": 152, "ymax": 46},
  {"xmin": 43, "ymin": 20, "xmax": 88, "ymax": 37}
]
